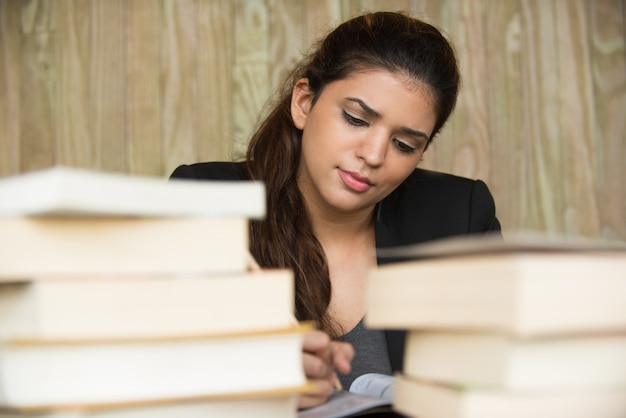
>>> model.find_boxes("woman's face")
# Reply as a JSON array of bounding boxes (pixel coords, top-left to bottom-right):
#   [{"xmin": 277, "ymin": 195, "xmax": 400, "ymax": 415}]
[{"xmin": 291, "ymin": 69, "xmax": 437, "ymax": 217}]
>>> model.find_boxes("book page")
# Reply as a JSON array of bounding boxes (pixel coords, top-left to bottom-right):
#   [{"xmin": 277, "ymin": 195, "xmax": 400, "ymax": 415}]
[
  {"xmin": 349, "ymin": 373, "xmax": 394, "ymax": 399},
  {"xmin": 298, "ymin": 374, "xmax": 395, "ymax": 418}
]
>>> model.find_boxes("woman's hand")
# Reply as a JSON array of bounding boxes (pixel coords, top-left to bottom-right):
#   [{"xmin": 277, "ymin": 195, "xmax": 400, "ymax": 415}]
[{"xmin": 298, "ymin": 330, "xmax": 354, "ymax": 410}]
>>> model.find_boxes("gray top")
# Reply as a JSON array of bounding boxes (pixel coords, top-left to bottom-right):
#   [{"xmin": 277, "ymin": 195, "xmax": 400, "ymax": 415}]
[{"xmin": 338, "ymin": 318, "xmax": 393, "ymax": 390}]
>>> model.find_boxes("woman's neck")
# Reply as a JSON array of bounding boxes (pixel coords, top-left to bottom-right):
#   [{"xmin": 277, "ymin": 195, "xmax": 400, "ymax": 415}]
[
  {"xmin": 303, "ymin": 190, "xmax": 376, "ymax": 242},
  {"xmin": 305, "ymin": 202, "xmax": 378, "ymax": 335}
]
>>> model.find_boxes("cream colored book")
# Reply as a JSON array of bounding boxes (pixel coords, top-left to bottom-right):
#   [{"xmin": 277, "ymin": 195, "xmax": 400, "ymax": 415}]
[
  {"xmin": 0, "ymin": 216, "xmax": 250, "ymax": 278},
  {"xmin": 393, "ymin": 374, "xmax": 626, "ymax": 418},
  {"xmin": 0, "ymin": 166, "xmax": 265, "ymax": 218},
  {"xmin": 0, "ymin": 390, "xmax": 304, "ymax": 418},
  {"xmin": 367, "ymin": 235, "xmax": 626, "ymax": 337},
  {"xmin": 404, "ymin": 331, "xmax": 626, "ymax": 391},
  {"xmin": 0, "ymin": 325, "xmax": 309, "ymax": 409},
  {"xmin": 0, "ymin": 269, "xmax": 294, "ymax": 340}
]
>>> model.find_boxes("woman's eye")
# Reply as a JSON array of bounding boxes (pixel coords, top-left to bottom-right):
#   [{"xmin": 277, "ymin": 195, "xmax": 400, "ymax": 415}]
[
  {"xmin": 342, "ymin": 111, "xmax": 368, "ymax": 127},
  {"xmin": 394, "ymin": 139, "xmax": 416, "ymax": 154}
]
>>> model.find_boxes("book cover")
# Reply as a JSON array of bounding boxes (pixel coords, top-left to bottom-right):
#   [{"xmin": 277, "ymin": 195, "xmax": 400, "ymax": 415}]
[
  {"xmin": 393, "ymin": 374, "xmax": 626, "ymax": 418},
  {"xmin": 403, "ymin": 331, "xmax": 626, "ymax": 390},
  {"xmin": 0, "ymin": 385, "xmax": 313, "ymax": 418},
  {"xmin": 0, "ymin": 166, "xmax": 265, "ymax": 218},
  {"xmin": 0, "ymin": 217, "xmax": 250, "ymax": 278},
  {"xmin": 0, "ymin": 325, "xmax": 309, "ymax": 408},
  {"xmin": 367, "ymin": 235, "xmax": 626, "ymax": 337},
  {"xmin": 0, "ymin": 269, "xmax": 294, "ymax": 340}
]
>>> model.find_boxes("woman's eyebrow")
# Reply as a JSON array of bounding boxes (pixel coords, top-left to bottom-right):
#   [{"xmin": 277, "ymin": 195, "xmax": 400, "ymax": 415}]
[
  {"xmin": 345, "ymin": 97, "xmax": 382, "ymax": 118},
  {"xmin": 345, "ymin": 97, "xmax": 429, "ymax": 140},
  {"xmin": 401, "ymin": 127, "xmax": 429, "ymax": 141}
]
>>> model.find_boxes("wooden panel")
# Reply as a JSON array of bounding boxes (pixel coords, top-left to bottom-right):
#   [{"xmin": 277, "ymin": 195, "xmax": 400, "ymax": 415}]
[
  {"xmin": 359, "ymin": 0, "xmax": 412, "ymax": 14},
  {"xmin": 194, "ymin": 0, "xmax": 234, "ymax": 164},
  {"xmin": 232, "ymin": 0, "xmax": 270, "ymax": 157},
  {"xmin": 0, "ymin": 0, "xmax": 624, "ymax": 243},
  {"xmin": 555, "ymin": 0, "xmax": 600, "ymax": 237},
  {"xmin": 484, "ymin": 0, "xmax": 524, "ymax": 236},
  {"xmin": 0, "ymin": 0, "xmax": 21, "ymax": 175},
  {"xmin": 436, "ymin": 0, "xmax": 492, "ymax": 182},
  {"xmin": 304, "ymin": 0, "xmax": 344, "ymax": 46},
  {"xmin": 161, "ymin": 0, "xmax": 198, "ymax": 176},
  {"xmin": 268, "ymin": 0, "xmax": 304, "ymax": 92},
  {"xmin": 588, "ymin": 0, "xmax": 626, "ymax": 242},
  {"xmin": 126, "ymin": 0, "xmax": 162, "ymax": 175},
  {"xmin": 19, "ymin": 0, "xmax": 57, "ymax": 172},
  {"xmin": 90, "ymin": 0, "xmax": 126, "ymax": 172},
  {"xmin": 517, "ymin": 0, "xmax": 565, "ymax": 234},
  {"xmin": 55, "ymin": 0, "xmax": 92, "ymax": 168}
]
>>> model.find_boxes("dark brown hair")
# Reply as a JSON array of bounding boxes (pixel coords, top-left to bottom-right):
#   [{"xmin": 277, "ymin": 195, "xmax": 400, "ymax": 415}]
[{"xmin": 245, "ymin": 11, "xmax": 460, "ymax": 337}]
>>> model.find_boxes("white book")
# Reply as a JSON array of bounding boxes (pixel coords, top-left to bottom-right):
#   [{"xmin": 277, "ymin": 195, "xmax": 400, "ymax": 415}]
[
  {"xmin": 0, "ymin": 325, "xmax": 308, "ymax": 408},
  {"xmin": 0, "ymin": 216, "xmax": 249, "ymax": 277},
  {"xmin": 0, "ymin": 391, "xmax": 303, "ymax": 418},
  {"xmin": 404, "ymin": 331, "xmax": 626, "ymax": 390},
  {"xmin": 367, "ymin": 235, "xmax": 626, "ymax": 337},
  {"xmin": 0, "ymin": 166, "xmax": 265, "ymax": 218},
  {"xmin": 394, "ymin": 374, "xmax": 626, "ymax": 418},
  {"xmin": 0, "ymin": 269, "xmax": 294, "ymax": 340}
]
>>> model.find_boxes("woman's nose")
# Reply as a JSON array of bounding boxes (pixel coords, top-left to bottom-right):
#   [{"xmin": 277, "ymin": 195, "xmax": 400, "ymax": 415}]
[{"xmin": 356, "ymin": 132, "xmax": 387, "ymax": 167}]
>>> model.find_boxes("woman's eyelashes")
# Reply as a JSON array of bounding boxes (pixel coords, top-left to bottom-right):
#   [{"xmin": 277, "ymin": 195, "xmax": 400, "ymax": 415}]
[
  {"xmin": 342, "ymin": 110, "xmax": 368, "ymax": 127},
  {"xmin": 393, "ymin": 139, "xmax": 416, "ymax": 154},
  {"xmin": 342, "ymin": 110, "xmax": 418, "ymax": 155}
]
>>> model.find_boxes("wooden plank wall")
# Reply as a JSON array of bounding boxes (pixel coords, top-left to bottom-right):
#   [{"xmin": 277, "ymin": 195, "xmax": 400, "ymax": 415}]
[{"xmin": 1, "ymin": 0, "xmax": 624, "ymax": 243}]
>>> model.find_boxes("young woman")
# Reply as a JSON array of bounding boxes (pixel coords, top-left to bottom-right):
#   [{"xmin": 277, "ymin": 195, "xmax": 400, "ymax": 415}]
[{"xmin": 171, "ymin": 11, "xmax": 501, "ymax": 408}]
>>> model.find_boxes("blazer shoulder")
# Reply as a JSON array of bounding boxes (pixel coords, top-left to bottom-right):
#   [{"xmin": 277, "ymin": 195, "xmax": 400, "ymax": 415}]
[
  {"xmin": 400, "ymin": 168, "xmax": 493, "ymax": 202},
  {"xmin": 404, "ymin": 167, "xmax": 477, "ymax": 188},
  {"xmin": 169, "ymin": 162, "xmax": 249, "ymax": 181},
  {"xmin": 376, "ymin": 168, "xmax": 500, "ymax": 248}
]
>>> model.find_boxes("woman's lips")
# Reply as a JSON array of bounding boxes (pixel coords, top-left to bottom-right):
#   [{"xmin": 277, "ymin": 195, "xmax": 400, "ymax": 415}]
[{"xmin": 337, "ymin": 169, "xmax": 373, "ymax": 192}]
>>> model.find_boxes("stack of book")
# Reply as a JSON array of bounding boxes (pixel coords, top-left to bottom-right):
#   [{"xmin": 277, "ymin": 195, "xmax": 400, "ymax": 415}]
[
  {"xmin": 0, "ymin": 166, "xmax": 309, "ymax": 418},
  {"xmin": 365, "ymin": 234, "xmax": 626, "ymax": 418}
]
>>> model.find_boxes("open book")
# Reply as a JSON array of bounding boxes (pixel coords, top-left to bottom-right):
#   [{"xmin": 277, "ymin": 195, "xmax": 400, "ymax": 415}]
[{"xmin": 298, "ymin": 373, "xmax": 397, "ymax": 418}]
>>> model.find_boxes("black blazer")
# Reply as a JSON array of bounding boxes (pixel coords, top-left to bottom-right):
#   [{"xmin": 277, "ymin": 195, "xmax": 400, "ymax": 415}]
[{"xmin": 170, "ymin": 162, "xmax": 501, "ymax": 371}]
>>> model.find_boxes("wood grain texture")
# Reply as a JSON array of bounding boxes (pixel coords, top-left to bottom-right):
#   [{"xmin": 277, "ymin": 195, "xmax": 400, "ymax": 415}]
[
  {"xmin": 19, "ymin": 0, "xmax": 57, "ymax": 172},
  {"xmin": 161, "ymin": 0, "xmax": 198, "ymax": 175},
  {"xmin": 194, "ymin": 0, "xmax": 234, "ymax": 165},
  {"xmin": 90, "ymin": 0, "xmax": 127, "ymax": 172},
  {"xmin": 555, "ymin": 0, "xmax": 600, "ymax": 237},
  {"xmin": 0, "ymin": 0, "xmax": 623, "ymax": 243},
  {"xmin": 484, "ymin": 0, "xmax": 524, "ymax": 237},
  {"xmin": 588, "ymin": 0, "xmax": 626, "ymax": 241},
  {"xmin": 268, "ymin": 0, "xmax": 304, "ymax": 92},
  {"xmin": 520, "ymin": 0, "xmax": 565, "ymax": 234},
  {"xmin": 56, "ymin": 0, "xmax": 92, "ymax": 168},
  {"xmin": 126, "ymin": 0, "xmax": 162, "ymax": 175},
  {"xmin": 0, "ymin": 0, "xmax": 21, "ymax": 175},
  {"xmin": 232, "ymin": 0, "xmax": 269, "ymax": 158}
]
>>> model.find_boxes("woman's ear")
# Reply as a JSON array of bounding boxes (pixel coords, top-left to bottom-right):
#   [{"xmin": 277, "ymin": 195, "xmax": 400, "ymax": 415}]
[{"xmin": 291, "ymin": 78, "xmax": 314, "ymax": 130}]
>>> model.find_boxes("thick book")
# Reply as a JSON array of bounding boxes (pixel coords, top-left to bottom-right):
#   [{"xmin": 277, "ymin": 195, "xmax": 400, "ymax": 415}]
[
  {"xmin": 367, "ymin": 234, "xmax": 626, "ymax": 337},
  {"xmin": 0, "ymin": 386, "xmax": 312, "ymax": 418},
  {"xmin": 0, "ymin": 216, "xmax": 250, "ymax": 278},
  {"xmin": 403, "ymin": 331, "xmax": 626, "ymax": 391},
  {"xmin": 0, "ymin": 325, "xmax": 309, "ymax": 409},
  {"xmin": 0, "ymin": 269, "xmax": 294, "ymax": 340},
  {"xmin": 0, "ymin": 166, "xmax": 265, "ymax": 218},
  {"xmin": 393, "ymin": 374, "xmax": 626, "ymax": 418}
]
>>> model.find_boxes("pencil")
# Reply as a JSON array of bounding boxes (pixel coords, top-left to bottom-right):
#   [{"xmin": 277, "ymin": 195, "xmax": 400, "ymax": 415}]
[{"xmin": 333, "ymin": 374, "xmax": 343, "ymax": 391}]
